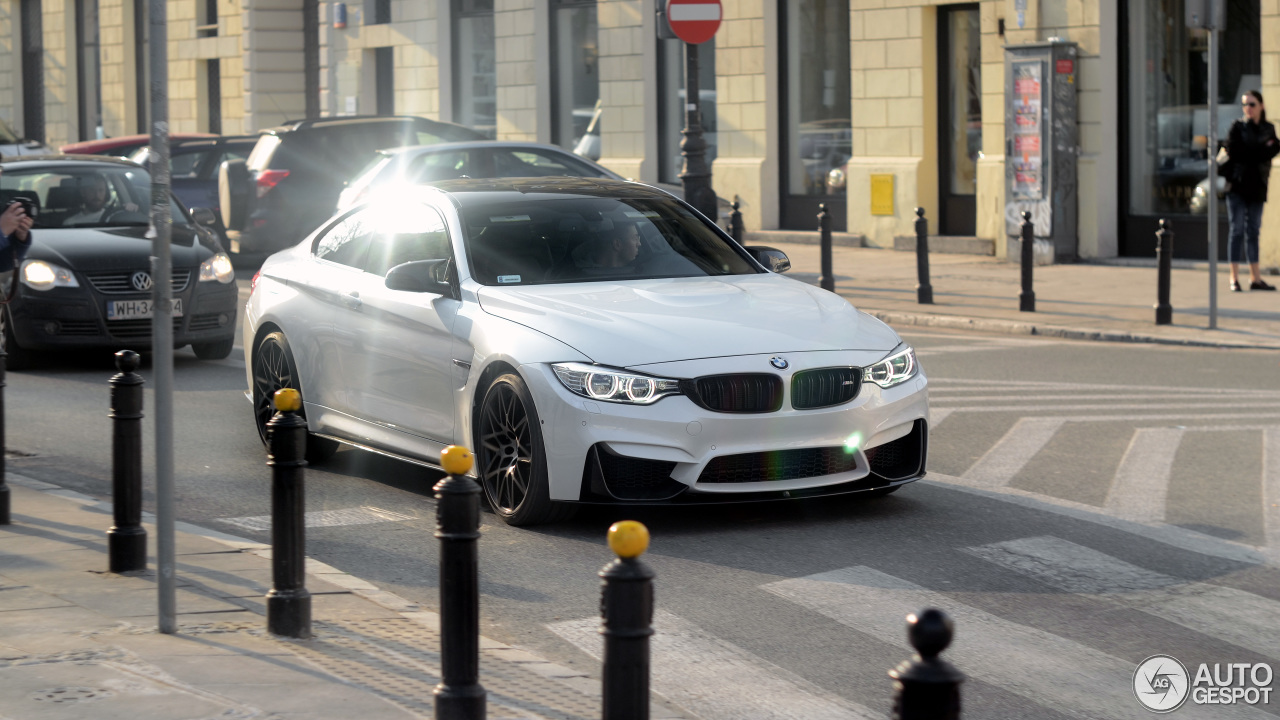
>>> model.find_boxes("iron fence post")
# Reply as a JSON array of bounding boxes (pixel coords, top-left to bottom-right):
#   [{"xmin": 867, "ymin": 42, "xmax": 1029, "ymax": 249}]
[
  {"xmin": 266, "ymin": 388, "xmax": 310, "ymax": 639},
  {"xmin": 1019, "ymin": 212, "xmax": 1036, "ymax": 312},
  {"xmin": 108, "ymin": 350, "xmax": 147, "ymax": 573},
  {"xmin": 434, "ymin": 445, "xmax": 486, "ymax": 720},
  {"xmin": 600, "ymin": 521, "xmax": 654, "ymax": 720},
  {"xmin": 818, "ymin": 203, "xmax": 834, "ymax": 292},
  {"xmin": 915, "ymin": 207, "xmax": 933, "ymax": 304},
  {"xmin": 890, "ymin": 608, "xmax": 963, "ymax": 720},
  {"xmin": 1155, "ymin": 220, "xmax": 1173, "ymax": 325}
]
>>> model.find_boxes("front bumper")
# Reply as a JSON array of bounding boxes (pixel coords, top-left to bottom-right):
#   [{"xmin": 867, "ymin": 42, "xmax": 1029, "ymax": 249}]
[
  {"xmin": 520, "ymin": 352, "xmax": 930, "ymax": 503},
  {"xmin": 9, "ymin": 280, "xmax": 239, "ymax": 351}
]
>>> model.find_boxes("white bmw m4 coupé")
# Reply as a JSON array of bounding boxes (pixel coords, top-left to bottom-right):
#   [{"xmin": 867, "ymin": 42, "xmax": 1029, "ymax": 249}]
[{"xmin": 244, "ymin": 178, "xmax": 928, "ymax": 525}]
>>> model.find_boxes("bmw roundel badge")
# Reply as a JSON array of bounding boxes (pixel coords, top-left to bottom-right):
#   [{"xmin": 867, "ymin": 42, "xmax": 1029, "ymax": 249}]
[{"xmin": 769, "ymin": 356, "xmax": 789, "ymax": 370}]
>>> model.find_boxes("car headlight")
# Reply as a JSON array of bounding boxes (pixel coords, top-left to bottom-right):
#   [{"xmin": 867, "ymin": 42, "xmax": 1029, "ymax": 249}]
[
  {"xmin": 827, "ymin": 167, "xmax": 846, "ymax": 190},
  {"xmin": 199, "ymin": 252, "xmax": 235, "ymax": 283},
  {"xmin": 552, "ymin": 362, "xmax": 682, "ymax": 405},
  {"xmin": 863, "ymin": 345, "xmax": 918, "ymax": 389},
  {"xmin": 20, "ymin": 260, "xmax": 80, "ymax": 291}
]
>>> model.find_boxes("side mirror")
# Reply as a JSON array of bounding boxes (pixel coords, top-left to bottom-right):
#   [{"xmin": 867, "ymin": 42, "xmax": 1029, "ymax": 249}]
[
  {"xmin": 744, "ymin": 245, "xmax": 791, "ymax": 273},
  {"xmin": 385, "ymin": 259, "xmax": 457, "ymax": 297},
  {"xmin": 190, "ymin": 207, "xmax": 219, "ymax": 227}
]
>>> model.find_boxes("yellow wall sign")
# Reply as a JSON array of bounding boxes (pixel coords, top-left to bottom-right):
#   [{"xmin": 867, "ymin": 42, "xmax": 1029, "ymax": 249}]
[{"xmin": 870, "ymin": 174, "xmax": 895, "ymax": 216}]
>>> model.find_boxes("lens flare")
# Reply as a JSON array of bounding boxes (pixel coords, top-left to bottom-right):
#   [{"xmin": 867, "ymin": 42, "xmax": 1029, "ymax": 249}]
[{"xmin": 843, "ymin": 432, "xmax": 863, "ymax": 453}]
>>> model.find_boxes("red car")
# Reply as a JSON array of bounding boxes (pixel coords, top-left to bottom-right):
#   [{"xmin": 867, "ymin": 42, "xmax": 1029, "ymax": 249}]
[{"xmin": 59, "ymin": 133, "xmax": 218, "ymax": 157}]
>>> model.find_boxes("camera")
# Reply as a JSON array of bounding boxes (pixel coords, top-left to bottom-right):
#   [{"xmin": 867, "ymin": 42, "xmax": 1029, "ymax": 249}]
[{"xmin": 7, "ymin": 197, "xmax": 36, "ymax": 218}]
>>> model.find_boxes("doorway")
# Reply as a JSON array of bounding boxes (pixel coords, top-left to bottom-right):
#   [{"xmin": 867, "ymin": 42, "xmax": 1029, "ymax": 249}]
[{"xmin": 937, "ymin": 4, "xmax": 981, "ymax": 236}]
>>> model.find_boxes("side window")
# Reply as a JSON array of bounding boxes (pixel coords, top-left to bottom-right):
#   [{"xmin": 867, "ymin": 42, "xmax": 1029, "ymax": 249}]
[
  {"xmin": 314, "ymin": 211, "xmax": 376, "ymax": 269},
  {"xmin": 364, "ymin": 205, "xmax": 452, "ymax": 277},
  {"xmin": 408, "ymin": 151, "xmax": 472, "ymax": 182},
  {"xmin": 169, "ymin": 151, "xmax": 204, "ymax": 178},
  {"xmin": 497, "ymin": 150, "xmax": 603, "ymax": 178}
]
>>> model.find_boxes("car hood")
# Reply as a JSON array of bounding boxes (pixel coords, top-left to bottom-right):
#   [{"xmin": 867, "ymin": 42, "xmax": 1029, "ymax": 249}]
[
  {"xmin": 24, "ymin": 225, "xmax": 210, "ymax": 270},
  {"xmin": 476, "ymin": 274, "xmax": 901, "ymax": 367}
]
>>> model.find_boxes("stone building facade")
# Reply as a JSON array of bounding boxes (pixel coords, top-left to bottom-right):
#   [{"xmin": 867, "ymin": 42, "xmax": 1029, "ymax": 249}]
[{"xmin": 0, "ymin": 0, "xmax": 1276, "ymax": 266}]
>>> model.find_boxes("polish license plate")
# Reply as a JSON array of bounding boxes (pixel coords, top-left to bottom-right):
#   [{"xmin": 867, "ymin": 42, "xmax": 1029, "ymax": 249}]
[{"xmin": 106, "ymin": 299, "xmax": 184, "ymax": 320}]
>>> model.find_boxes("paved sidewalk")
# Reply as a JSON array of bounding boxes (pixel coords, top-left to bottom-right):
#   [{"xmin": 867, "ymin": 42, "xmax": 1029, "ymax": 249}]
[
  {"xmin": 772, "ymin": 242, "xmax": 1280, "ymax": 350},
  {"xmin": 0, "ymin": 476, "xmax": 688, "ymax": 720}
]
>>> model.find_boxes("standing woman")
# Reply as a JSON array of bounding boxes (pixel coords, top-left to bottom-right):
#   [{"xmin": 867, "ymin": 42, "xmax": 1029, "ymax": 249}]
[{"xmin": 1225, "ymin": 90, "xmax": 1280, "ymax": 291}]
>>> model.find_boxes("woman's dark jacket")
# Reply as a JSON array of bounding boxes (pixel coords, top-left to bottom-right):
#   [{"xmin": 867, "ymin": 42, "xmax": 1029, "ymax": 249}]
[{"xmin": 1225, "ymin": 118, "xmax": 1280, "ymax": 203}]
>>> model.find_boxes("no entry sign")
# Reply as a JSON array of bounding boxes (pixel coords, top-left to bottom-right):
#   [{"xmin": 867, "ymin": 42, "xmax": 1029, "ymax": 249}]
[{"xmin": 666, "ymin": 0, "xmax": 721, "ymax": 44}]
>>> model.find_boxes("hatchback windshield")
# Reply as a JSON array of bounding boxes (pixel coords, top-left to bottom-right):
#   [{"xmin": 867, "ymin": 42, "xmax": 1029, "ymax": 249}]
[
  {"xmin": 0, "ymin": 165, "xmax": 189, "ymax": 229},
  {"xmin": 462, "ymin": 196, "xmax": 757, "ymax": 286}
]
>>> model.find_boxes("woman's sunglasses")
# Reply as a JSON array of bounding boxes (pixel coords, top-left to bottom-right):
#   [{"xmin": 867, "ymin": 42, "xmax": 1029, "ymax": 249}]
[{"xmin": 1243, "ymin": 101, "xmax": 1259, "ymax": 107}]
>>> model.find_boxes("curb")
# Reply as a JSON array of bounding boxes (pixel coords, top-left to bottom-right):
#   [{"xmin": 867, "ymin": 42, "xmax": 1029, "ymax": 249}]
[
  {"xmin": 3, "ymin": 472, "xmax": 692, "ymax": 720},
  {"xmin": 864, "ymin": 309, "xmax": 1280, "ymax": 351}
]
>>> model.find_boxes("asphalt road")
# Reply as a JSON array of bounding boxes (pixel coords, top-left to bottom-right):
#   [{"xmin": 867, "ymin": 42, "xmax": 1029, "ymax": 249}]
[{"xmin": 6, "ymin": 310, "xmax": 1280, "ymax": 719}]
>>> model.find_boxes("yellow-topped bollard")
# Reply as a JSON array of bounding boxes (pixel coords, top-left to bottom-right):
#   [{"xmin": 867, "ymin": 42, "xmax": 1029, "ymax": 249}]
[
  {"xmin": 273, "ymin": 387, "xmax": 301, "ymax": 413},
  {"xmin": 607, "ymin": 520, "xmax": 650, "ymax": 559},
  {"xmin": 441, "ymin": 445, "xmax": 474, "ymax": 476}
]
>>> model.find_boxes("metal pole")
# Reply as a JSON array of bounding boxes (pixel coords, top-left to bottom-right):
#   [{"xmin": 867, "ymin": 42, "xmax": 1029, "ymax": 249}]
[
  {"xmin": 1019, "ymin": 212, "xmax": 1036, "ymax": 312},
  {"xmin": 890, "ymin": 608, "xmax": 963, "ymax": 720},
  {"xmin": 433, "ymin": 446, "xmax": 485, "ymax": 720},
  {"xmin": 914, "ymin": 208, "xmax": 933, "ymax": 304},
  {"xmin": 0, "ymin": 347, "xmax": 7, "ymax": 525},
  {"xmin": 600, "ymin": 521, "xmax": 654, "ymax": 720},
  {"xmin": 148, "ymin": 0, "xmax": 176, "ymax": 634},
  {"xmin": 266, "ymin": 388, "xmax": 311, "ymax": 638},
  {"xmin": 109, "ymin": 350, "xmax": 147, "ymax": 573},
  {"xmin": 818, "ymin": 203, "xmax": 834, "ymax": 292},
  {"xmin": 680, "ymin": 42, "xmax": 717, "ymax": 221},
  {"xmin": 1206, "ymin": 25, "xmax": 1219, "ymax": 330},
  {"xmin": 729, "ymin": 197, "xmax": 745, "ymax": 245},
  {"xmin": 1155, "ymin": 220, "xmax": 1174, "ymax": 325}
]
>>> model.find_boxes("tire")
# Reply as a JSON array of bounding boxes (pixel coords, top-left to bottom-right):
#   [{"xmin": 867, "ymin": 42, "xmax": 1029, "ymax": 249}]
[
  {"xmin": 251, "ymin": 330, "xmax": 339, "ymax": 463},
  {"xmin": 218, "ymin": 159, "xmax": 253, "ymax": 232},
  {"xmin": 474, "ymin": 373, "xmax": 575, "ymax": 526},
  {"xmin": 192, "ymin": 337, "xmax": 235, "ymax": 360},
  {"xmin": 0, "ymin": 306, "xmax": 36, "ymax": 371}
]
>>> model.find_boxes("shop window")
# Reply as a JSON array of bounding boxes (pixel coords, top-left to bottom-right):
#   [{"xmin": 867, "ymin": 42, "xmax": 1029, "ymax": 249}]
[
  {"xmin": 551, "ymin": 0, "xmax": 598, "ymax": 151},
  {"xmin": 454, "ymin": 0, "xmax": 496, "ymax": 138}
]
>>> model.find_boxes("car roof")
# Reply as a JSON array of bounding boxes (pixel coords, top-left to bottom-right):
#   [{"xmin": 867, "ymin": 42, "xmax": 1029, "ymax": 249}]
[
  {"xmin": 427, "ymin": 177, "xmax": 677, "ymax": 206},
  {"xmin": 260, "ymin": 115, "xmax": 483, "ymax": 137},
  {"xmin": 382, "ymin": 140, "xmax": 583, "ymax": 155},
  {"xmin": 0, "ymin": 154, "xmax": 146, "ymax": 169},
  {"xmin": 59, "ymin": 133, "xmax": 217, "ymax": 154}
]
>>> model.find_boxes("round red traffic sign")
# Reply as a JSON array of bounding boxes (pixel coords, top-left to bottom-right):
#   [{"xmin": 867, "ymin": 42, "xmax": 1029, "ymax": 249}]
[{"xmin": 666, "ymin": 0, "xmax": 721, "ymax": 45}]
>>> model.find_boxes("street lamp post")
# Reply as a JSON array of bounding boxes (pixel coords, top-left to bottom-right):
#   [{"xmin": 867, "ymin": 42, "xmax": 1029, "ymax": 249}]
[{"xmin": 680, "ymin": 41, "xmax": 717, "ymax": 222}]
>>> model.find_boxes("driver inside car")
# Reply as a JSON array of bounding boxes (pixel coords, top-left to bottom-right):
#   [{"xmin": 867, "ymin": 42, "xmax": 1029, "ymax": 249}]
[{"xmin": 63, "ymin": 174, "xmax": 139, "ymax": 225}]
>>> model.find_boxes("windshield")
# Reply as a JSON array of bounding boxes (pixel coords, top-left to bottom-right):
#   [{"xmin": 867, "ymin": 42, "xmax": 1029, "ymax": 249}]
[
  {"xmin": 462, "ymin": 196, "xmax": 757, "ymax": 286},
  {"xmin": 0, "ymin": 165, "xmax": 189, "ymax": 229}
]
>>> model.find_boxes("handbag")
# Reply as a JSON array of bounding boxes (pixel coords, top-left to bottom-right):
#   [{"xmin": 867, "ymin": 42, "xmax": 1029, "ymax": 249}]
[{"xmin": 1215, "ymin": 145, "xmax": 1233, "ymax": 197}]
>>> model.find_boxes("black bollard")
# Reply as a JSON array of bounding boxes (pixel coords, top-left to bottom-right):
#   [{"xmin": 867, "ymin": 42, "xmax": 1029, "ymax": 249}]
[
  {"xmin": 1018, "ymin": 211, "xmax": 1036, "ymax": 312},
  {"xmin": 890, "ymin": 608, "xmax": 963, "ymax": 720},
  {"xmin": 1155, "ymin": 220, "xmax": 1173, "ymax": 325},
  {"xmin": 914, "ymin": 207, "xmax": 933, "ymax": 304},
  {"xmin": 108, "ymin": 350, "xmax": 147, "ymax": 572},
  {"xmin": 433, "ymin": 445, "xmax": 486, "ymax": 720},
  {"xmin": 266, "ymin": 388, "xmax": 311, "ymax": 638},
  {"xmin": 0, "ymin": 347, "xmax": 7, "ymax": 525},
  {"xmin": 730, "ymin": 196, "xmax": 745, "ymax": 245},
  {"xmin": 818, "ymin": 203, "xmax": 834, "ymax": 292},
  {"xmin": 600, "ymin": 521, "xmax": 655, "ymax": 720}
]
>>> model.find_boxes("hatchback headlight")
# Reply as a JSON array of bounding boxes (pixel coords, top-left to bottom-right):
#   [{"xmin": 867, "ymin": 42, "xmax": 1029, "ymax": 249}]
[
  {"xmin": 863, "ymin": 345, "xmax": 918, "ymax": 389},
  {"xmin": 20, "ymin": 260, "xmax": 80, "ymax": 291},
  {"xmin": 552, "ymin": 362, "xmax": 682, "ymax": 405},
  {"xmin": 199, "ymin": 253, "xmax": 235, "ymax": 283}
]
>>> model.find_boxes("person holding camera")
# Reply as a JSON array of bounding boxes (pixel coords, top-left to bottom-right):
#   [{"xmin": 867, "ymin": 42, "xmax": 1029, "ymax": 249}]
[
  {"xmin": 0, "ymin": 194, "xmax": 34, "ymax": 273},
  {"xmin": 1224, "ymin": 89, "xmax": 1280, "ymax": 292}
]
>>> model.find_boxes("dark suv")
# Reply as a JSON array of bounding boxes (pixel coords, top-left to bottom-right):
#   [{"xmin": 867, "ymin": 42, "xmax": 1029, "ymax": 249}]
[{"xmin": 219, "ymin": 115, "xmax": 483, "ymax": 255}]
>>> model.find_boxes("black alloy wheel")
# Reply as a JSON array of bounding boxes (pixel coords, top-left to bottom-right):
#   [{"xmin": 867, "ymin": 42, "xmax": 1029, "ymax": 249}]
[
  {"xmin": 475, "ymin": 373, "xmax": 573, "ymax": 526},
  {"xmin": 251, "ymin": 330, "xmax": 338, "ymax": 462}
]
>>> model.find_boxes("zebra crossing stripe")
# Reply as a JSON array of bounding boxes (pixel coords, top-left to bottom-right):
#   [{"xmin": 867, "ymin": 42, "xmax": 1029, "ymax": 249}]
[
  {"xmin": 1265, "ymin": 429, "xmax": 1280, "ymax": 565},
  {"xmin": 216, "ymin": 506, "xmax": 415, "ymax": 532},
  {"xmin": 929, "ymin": 401, "xmax": 1280, "ymax": 413},
  {"xmin": 548, "ymin": 610, "xmax": 882, "ymax": 720},
  {"xmin": 1104, "ymin": 427, "xmax": 1184, "ymax": 524},
  {"xmin": 961, "ymin": 417, "xmax": 1064, "ymax": 488},
  {"xmin": 763, "ymin": 567, "xmax": 1269, "ymax": 719},
  {"xmin": 964, "ymin": 536, "xmax": 1280, "ymax": 662}
]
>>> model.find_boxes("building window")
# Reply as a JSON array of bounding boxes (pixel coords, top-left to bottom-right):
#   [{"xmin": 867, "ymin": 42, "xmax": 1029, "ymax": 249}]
[
  {"xmin": 133, "ymin": 0, "xmax": 147, "ymax": 133},
  {"xmin": 198, "ymin": 0, "xmax": 217, "ymax": 37},
  {"xmin": 75, "ymin": 0, "xmax": 102, "ymax": 140},
  {"xmin": 375, "ymin": 47, "xmax": 394, "ymax": 115},
  {"xmin": 658, "ymin": 38, "xmax": 717, "ymax": 185},
  {"xmin": 367, "ymin": 0, "xmax": 390, "ymax": 25},
  {"xmin": 551, "ymin": 0, "xmax": 598, "ymax": 150},
  {"xmin": 453, "ymin": 0, "xmax": 495, "ymax": 138},
  {"xmin": 206, "ymin": 59, "xmax": 222, "ymax": 134},
  {"xmin": 20, "ymin": 0, "xmax": 44, "ymax": 143},
  {"xmin": 1126, "ymin": 0, "xmax": 1260, "ymax": 218}
]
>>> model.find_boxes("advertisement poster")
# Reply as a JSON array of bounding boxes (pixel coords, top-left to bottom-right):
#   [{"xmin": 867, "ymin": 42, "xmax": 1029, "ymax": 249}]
[{"xmin": 1012, "ymin": 60, "xmax": 1043, "ymax": 199}]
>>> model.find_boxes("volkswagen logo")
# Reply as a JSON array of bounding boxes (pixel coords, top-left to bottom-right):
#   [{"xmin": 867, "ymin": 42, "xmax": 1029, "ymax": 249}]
[
  {"xmin": 769, "ymin": 356, "xmax": 789, "ymax": 370},
  {"xmin": 130, "ymin": 271, "xmax": 154, "ymax": 292}
]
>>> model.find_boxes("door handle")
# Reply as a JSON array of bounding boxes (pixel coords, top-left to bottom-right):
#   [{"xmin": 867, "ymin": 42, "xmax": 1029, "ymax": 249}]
[{"xmin": 340, "ymin": 291, "xmax": 362, "ymax": 309}]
